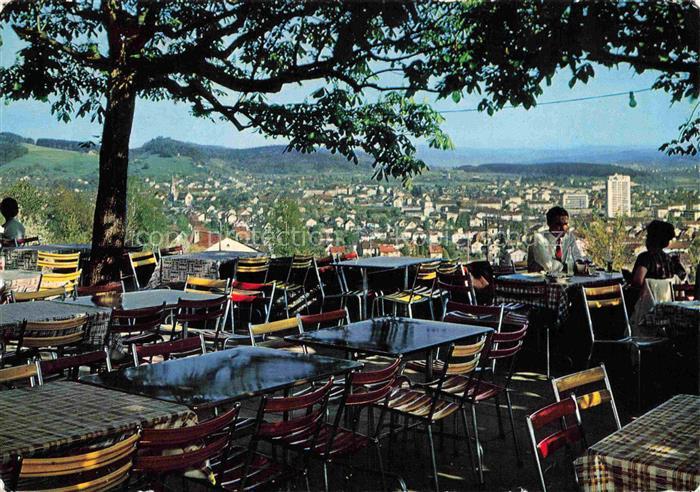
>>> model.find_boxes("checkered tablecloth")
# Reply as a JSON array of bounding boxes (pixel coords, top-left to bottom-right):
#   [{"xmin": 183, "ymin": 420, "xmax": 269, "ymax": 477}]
[
  {"xmin": 0, "ymin": 300, "xmax": 111, "ymax": 348},
  {"xmin": 0, "ymin": 381, "xmax": 196, "ymax": 463},
  {"xmin": 641, "ymin": 301, "xmax": 700, "ymax": 336},
  {"xmin": 0, "ymin": 270, "xmax": 41, "ymax": 296},
  {"xmin": 495, "ymin": 273, "xmax": 623, "ymax": 324},
  {"xmin": 147, "ymin": 251, "xmax": 260, "ymax": 287},
  {"xmin": 1, "ymin": 244, "xmax": 91, "ymax": 271},
  {"xmin": 574, "ymin": 394, "xmax": 700, "ymax": 491}
]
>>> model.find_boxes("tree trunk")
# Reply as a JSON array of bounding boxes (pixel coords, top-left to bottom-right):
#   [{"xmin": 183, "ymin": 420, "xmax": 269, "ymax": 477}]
[{"xmin": 87, "ymin": 72, "xmax": 136, "ymax": 284}]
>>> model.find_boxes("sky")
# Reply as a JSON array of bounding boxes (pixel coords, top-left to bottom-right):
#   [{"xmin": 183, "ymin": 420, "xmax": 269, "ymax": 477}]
[{"xmin": 0, "ymin": 25, "xmax": 694, "ymax": 151}]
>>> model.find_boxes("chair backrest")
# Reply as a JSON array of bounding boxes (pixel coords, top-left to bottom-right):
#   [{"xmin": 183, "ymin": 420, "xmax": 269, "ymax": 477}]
[
  {"xmin": 581, "ymin": 283, "xmax": 631, "ymax": 342},
  {"xmin": 249, "ymin": 317, "xmax": 300, "ymax": 346},
  {"xmin": 20, "ymin": 316, "xmax": 88, "ymax": 350},
  {"xmin": 551, "ymin": 364, "xmax": 621, "ymax": 431},
  {"xmin": 438, "ymin": 280, "xmax": 476, "ymax": 307},
  {"xmin": 158, "ymin": 245, "xmax": 184, "ymax": 260},
  {"xmin": 672, "ymin": 283, "xmax": 696, "ymax": 301},
  {"xmin": 76, "ymin": 281, "xmax": 124, "ymax": 297},
  {"xmin": 184, "ymin": 275, "xmax": 230, "ymax": 295},
  {"xmin": 413, "ymin": 260, "xmax": 441, "ymax": 286},
  {"xmin": 466, "ymin": 260, "xmax": 495, "ymax": 304},
  {"xmin": 286, "ymin": 254, "xmax": 314, "ymax": 287},
  {"xmin": 36, "ymin": 252, "xmax": 80, "ymax": 273},
  {"xmin": 255, "ymin": 378, "xmax": 333, "ymax": 440},
  {"xmin": 133, "ymin": 334, "xmax": 206, "ymax": 366},
  {"xmin": 38, "ymin": 349, "xmax": 112, "ymax": 384},
  {"xmin": 0, "ymin": 362, "xmax": 39, "ymax": 388},
  {"xmin": 297, "ymin": 308, "xmax": 350, "ymax": 332},
  {"xmin": 12, "ymin": 432, "xmax": 140, "ymax": 491},
  {"xmin": 127, "ymin": 250, "xmax": 158, "ymax": 289},
  {"xmin": 314, "ymin": 257, "xmax": 344, "ymax": 298},
  {"xmin": 526, "ymin": 395, "xmax": 587, "ymax": 492},
  {"xmin": 134, "ymin": 405, "xmax": 239, "ymax": 476},
  {"xmin": 109, "ymin": 303, "xmax": 167, "ymax": 341},
  {"xmin": 235, "ymin": 256, "xmax": 270, "ymax": 284},
  {"xmin": 11, "ymin": 286, "xmax": 67, "ymax": 302},
  {"xmin": 174, "ymin": 296, "xmax": 229, "ymax": 339},
  {"xmin": 38, "ymin": 270, "xmax": 82, "ymax": 294},
  {"xmin": 645, "ymin": 278, "xmax": 674, "ymax": 304},
  {"xmin": 443, "ymin": 300, "xmax": 504, "ymax": 331}
]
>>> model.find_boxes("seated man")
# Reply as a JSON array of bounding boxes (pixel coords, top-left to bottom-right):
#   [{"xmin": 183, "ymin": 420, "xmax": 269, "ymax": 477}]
[
  {"xmin": 0, "ymin": 197, "xmax": 25, "ymax": 245},
  {"xmin": 528, "ymin": 206, "xmax": 581, "ymax": 273}
]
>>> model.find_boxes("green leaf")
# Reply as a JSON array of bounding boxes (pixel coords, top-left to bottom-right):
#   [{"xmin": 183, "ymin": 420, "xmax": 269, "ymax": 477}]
[{"xmin": 451, "ymin": 91, "xmax": 461, "ymax": 103}]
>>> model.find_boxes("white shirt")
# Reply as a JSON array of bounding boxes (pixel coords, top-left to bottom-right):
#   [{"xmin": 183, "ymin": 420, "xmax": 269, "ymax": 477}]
[
  {"xmin": 528, "ymin": 230, "xmax": 581, "ymax": 273},
  {"xmin": 2, "ymin": 218, "xmax": 25, "ymax": 241}
]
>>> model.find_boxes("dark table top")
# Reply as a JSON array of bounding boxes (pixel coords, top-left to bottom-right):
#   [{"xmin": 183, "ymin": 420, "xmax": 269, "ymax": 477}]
[
  {"xmin": 60, "ymin": 289, "xmax": 223, "ymax": 310},
  {"xmin": 165, "ymin": 251, "xmax": 262, "ymax": 262},
  {"xmin": 497, "ymin": 272, "xmax": 623, "ymax": 287},
  {"xmin": 335, "ymin": 256, "xmax": 437, "ymax": 269},
  {"xmin": 0, "ymin": 300, "xmax": 110, "ymax": 329},
  {"xmin": 0, "ymin": 381, "xmax": 195, "ymax": 463},
  {"xmin": 286, "ymin": 317, "xmax": 492, "ymax": 356},
  {"xmin": 80, "ymin": 346, "xmax": 362, "ymax": 410}
]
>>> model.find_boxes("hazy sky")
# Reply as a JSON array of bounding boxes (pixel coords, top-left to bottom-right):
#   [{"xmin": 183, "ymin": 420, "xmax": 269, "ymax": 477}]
[{"xmin": 0, "ymin": 25, "xmax": 694, "ymax": 150}]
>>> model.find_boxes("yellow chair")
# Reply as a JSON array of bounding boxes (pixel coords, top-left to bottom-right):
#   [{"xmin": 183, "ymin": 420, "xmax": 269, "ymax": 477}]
[
  {"xmin": 38, "ymin": 270, "xmax": 82, "ymax": 295},
  {"xmin": 248, "ymin": 317, "xmax": 309, "ymax": 352},
  {"xmin": 184, "ymin": 276, "xmax": 230, "ymax": 295},
  {"xmin": 126, "ymin": 250, "xmax": 158, "ymax": 290},
  {"xmin": 10, "ymin": 432, "xmax": 140, "ymax": 491},
  {"xmin": 12, "ymin": 286, "xmax": 67, "ymax": 302},
  {"xmin": 235, "ymin": 256, "xmax": 270, "ymax": 284},
  {"xmin": 552, "ymin": 364, "xmax": 622, "ymax": 431},
  {"xmin": 18, "ymin": 316, "xmax": 88, "ymax": 359},
  {"xmin": 37, "ymin": 252, "xmax": 80, "ymax": 273},
  {"xmin": 0, "ymin": 362, "xmax": 40, "ymax": 387},
  {"xmin": 374, "ymin": 260, "xmax": 441, "ymax": 319}
]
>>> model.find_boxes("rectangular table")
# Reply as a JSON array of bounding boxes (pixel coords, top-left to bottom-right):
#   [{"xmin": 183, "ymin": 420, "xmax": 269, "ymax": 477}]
[
  {"xmin": 287, "ymin": 316, "xmax": 492, "ymax": 379},
  {"xmin": 574, "ymin": 394, "xmax": 699, "ymax": 492},
  {"xmin": 149, "ymin": 251, "xmax": 262, "ymax": 287},
  {"xmin": 62, "ymin": 288, "xmax": 223, "ymax": 310},
  {"xmin": 0, "ymin": 381, "xmax": 196, "ymax": 464},
  {"xmin": 81, "ymin": 346, "xmax": 361, "ymax": 410},
  {"xmin": 0, "ymin": 300, "xmax": 111, "ymax": 347},
  {"xmin": 495, "ymin": 272, "xmax": 623, "ymax": 323},
  {"xmin": 335, "ymin": 256, "xmax": 437, "ymax": 318}
]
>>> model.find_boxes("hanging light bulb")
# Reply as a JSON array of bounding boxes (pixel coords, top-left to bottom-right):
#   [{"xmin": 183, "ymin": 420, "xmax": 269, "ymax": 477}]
[{"xmin": 628, "ymin": 91, "xmax": 637, "ymax": 108}]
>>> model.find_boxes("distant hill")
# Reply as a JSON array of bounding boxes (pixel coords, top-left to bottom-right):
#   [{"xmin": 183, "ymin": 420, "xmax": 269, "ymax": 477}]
[
  {"xmin": 134, "ymin": 136, "xmax": 371, "ymax": 174},
  {"xmin": 419, "ymin": 145, "xmax": 697, "ymax": 168},
  {"xmin": 458, "ymin": 162, "xmax": 648, "ymax": 177},
  {"xmin": 0, "ymin": 132, "xmax": 33, "ymax": 165},
  {"xmin": 35, "ymin": 138, "xmax": 98, "ymax": 153}
]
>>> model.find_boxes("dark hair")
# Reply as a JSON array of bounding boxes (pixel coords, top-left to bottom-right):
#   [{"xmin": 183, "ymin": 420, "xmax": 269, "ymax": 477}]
[
  {"xmin": 646, "ymin": 220, "xmax": 675, "ymax": 249},
  {"xmin": 546, "ymin": 206, "xmax": 569, "ymax": 226},
  {"xmin": 0, "ymin": 197, "xmax": 19, "ymax": 219}
]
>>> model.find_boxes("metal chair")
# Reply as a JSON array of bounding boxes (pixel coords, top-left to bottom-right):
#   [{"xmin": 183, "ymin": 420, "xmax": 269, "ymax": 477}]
[
  {"xmin": 38, "ymin": 349, "xmax": 112, "ymax": 384},
  {"xmin": 314, "ymin": 257, "xmax": 365, "ymax": 319},
  {"xmin": 133, "ymin": 334, "xmax": 207, "ymax": 366},
  {"xmin": 234, "ymin": 256, "xmax": 270, "ymax": 284},
  {"xmin": 374, "ymin": 260, "xmax": 441, "ymax": 319},
  {"xmin": 551, "ymin": 364, "xmax": 622, "ymax": 431},
  {"xmin": 38, "ymin": 270, "xmax": 82, "ymax": 296},
  {"xmin": 76, "ymin": 281, "xmax": 124, "ymax": 297},
  {"xmin": 107, "ymin": 303, "xmax": 166, "ymax": 357},
  {"xmin": 9, "ymin": 432, "xmax": 140, "ymax": 491},
  {"xmin": 581, "ymin": 283, "xmax": 671, "ymax": 409},
  {"xmin": 0, "ymin": 362, "xmax": 40, "ymax": 388},
  {"xmin": 247, "ymin": 317, "xmax": 306, "ymax": 352},
  {"xmin": 173, "ymin": 296, "xmax": 229, "ymax": 348},
  {"xmin": 297, "ymin": 308, "xmax": 350, "ymax": 332},
  {"xmin": 526, "ymin": 395, "xmax": 587, "ymax": 492},
  {"xmin": 125, "ymin": 250, "xmax": 158, "ymax": 290},
  {"xmin": 11, "ymin": 286, "xmax": 67, "ymax": 302},
  {"xmin": 36, "ymin": 251, "xmax": 80, "ymax": 273}
]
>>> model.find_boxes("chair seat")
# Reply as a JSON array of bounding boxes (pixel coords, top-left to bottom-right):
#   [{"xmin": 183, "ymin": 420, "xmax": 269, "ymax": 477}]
[
  {"xmin": 257, "ymin": 338, "xmax": 316, "ymax": 354},
  {"xmin": 387, "ymin": 387, "xmax": 458, "ymax": 421},
  {"xmin": 275, "ymin": 282, "xmax": 303, "ymax": 292},
  {"xmin": 631, "ymin": 336, "xmax": 671, "ymax": 348},
  {"xmin": 380, "ymin": 291, "xmax": 431, "ymax": 304}
]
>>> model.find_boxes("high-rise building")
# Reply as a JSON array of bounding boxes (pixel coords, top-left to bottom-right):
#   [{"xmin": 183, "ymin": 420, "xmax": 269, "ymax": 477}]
[
  {"xmin": 607, "ymin": 174, "xmax": 631, "ymax": 217},
  {"xmin": 562, "ymin": 193, "xmax": 589, "ymax": 210}
]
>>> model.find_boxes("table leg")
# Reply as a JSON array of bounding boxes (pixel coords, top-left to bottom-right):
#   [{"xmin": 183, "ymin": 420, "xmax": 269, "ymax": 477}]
[
  {"xmin": 426, "ymin": 348, "xmax": 435, "ymax": 380},
  {"xmin": 362, "ymin": 269, "xmax": 369, "ymax": 319}
]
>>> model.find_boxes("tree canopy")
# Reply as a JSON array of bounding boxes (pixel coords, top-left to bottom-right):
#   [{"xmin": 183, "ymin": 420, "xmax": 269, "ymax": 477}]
[{"xmin": 0, "ymin": 0, "xmax": 697, "ymax": 281}]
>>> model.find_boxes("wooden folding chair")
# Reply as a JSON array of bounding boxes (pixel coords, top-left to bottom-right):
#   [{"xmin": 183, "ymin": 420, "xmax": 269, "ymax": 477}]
[
  {"xmin": 38, "ymin": 349, "xmax": 112, "ymax": 384},
  {"xmin": 0, "ymin": 362, "xmax": 40, "ymax": 388},
  {"xmin": 526, "ymin": 396, "xmax": 587, "ymax": 492},
  {"xmin": 38, "ymin": 270, "xmax": 82, "ymax": 296},
  {"xmin": 552, "ymin": 364, "xmax": 622, "ymax": 431},
  {"xmin": 11, "ymin": 286, "xmax": 67, "ymax": 302},
  {"xmin": 10, "ymin": 432, "xmax": 140, "ymax": 491},
  {"xmin": 126, "ymin": 250, "xmax": 158, "ymax": 290},
  {"xmin": 133, "ymin": 334, "xmax": 206, "ymax": 366},
  {"xmin": 37, "ymin": 251, "xmax": 80, "ymax": 273}
]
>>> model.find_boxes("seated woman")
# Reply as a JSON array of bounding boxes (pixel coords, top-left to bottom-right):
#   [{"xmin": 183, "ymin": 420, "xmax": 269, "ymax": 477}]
[
  {"xmin": 0, "ymin": 197, "xmax": 25, "ymax": 246},
  {"xmin": 629, "ymin": 220, "xmax": 686, "ymax": 331}
]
